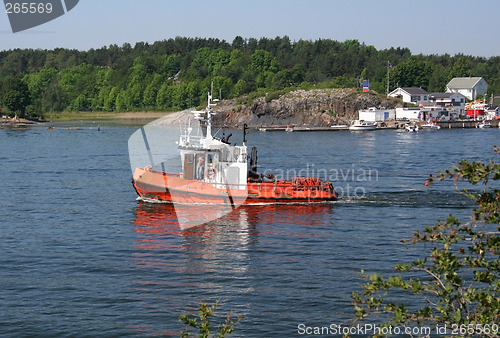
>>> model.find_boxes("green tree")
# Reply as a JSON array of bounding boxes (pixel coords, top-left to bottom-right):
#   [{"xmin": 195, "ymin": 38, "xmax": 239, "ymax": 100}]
[
  {"xmin": 233, "ymin": 79, "xmax": 250, "ymax": 97},
  {"xmin": 162, "ymin": 54, "xmax": 183, "ymax": 78},
  {"xmin": 71, "ymin": 94, "xmax": 90, "ymax": 111},
  {"xmin": 23, "ymin": 67, "xmax": 58, "ymax": 113},
  {"xmin": 391, "ymin": 57, "xmax": 434, "ymax": 90},
  {"xmin": 156, "ymin": 82, "xmax": 171, "ymax": 109},
  {"xmin": 272, "ymin": 64, "xmax": 306, "ymax": 90},
  {"xmin": 115, "ymin": 90, "xmax": 128, "ymax": 112},
  {"xmin": 2, "ymin": 78, "xmax": 31, "ymax": 117},
  {"xmin": 143, "ymin": 73, "xmax": 163, "ymax": 108},
  {"xmin": 179, "ymin": 300, "xmax": 242, "ymax": 338},
  {"xmin": 250, "ymin": 50, "xmax": 281, "ymax": 74},
  {"xmin": 451, "ymin": 56, "xmax": 471, "ymax": 78},
  {"xmin": 352, "ymin": 146, "xmax": 500, "ymax": 337},
  {"xmin": 42, "ymin": 81, "xmax": 67, "ymax": 113},
  {"xmin": 59, "ymin": 63, "xmax": 99, "ymax": 111},
  {"xmin": 104, "ymin": 87, "xmax": 118, "ymax": 112}
]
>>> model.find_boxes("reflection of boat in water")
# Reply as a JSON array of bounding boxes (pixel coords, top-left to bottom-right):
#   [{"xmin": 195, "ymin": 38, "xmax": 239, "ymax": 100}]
[
  {"xmin": 133, "ymin": 200, "xmax": 334, "ymax": 234},
  {"xmin": 421, "ymin": 122, "xmax": 441, "ymax": 130},
  {"xmin": 349, "ymin": 120, "xmax": 377, "ymax": 131},
  {"xmin": 131, "ymin": 93, "xmax": 337, "ymax": 205}
]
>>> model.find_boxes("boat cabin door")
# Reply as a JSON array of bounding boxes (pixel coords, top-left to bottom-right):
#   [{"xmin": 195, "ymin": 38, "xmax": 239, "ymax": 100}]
[
  {"xmin": 206, "ymin": 153, "xmax": 218, "ymax": 181},
  {"xmin": 183, "ymin": 154, "xmax": 194, "ymax": 180}
]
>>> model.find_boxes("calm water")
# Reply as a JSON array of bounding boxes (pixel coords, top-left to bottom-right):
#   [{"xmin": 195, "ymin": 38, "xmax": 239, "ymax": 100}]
[{"xmin": 1, "ymin": 123, "xmax": 498, "ymax": 336}]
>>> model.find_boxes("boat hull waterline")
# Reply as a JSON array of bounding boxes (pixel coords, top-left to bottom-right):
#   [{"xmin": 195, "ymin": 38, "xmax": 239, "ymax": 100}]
[{"xmin": 132, "ymin": 167, "xmax": 338, "ymax": 205}]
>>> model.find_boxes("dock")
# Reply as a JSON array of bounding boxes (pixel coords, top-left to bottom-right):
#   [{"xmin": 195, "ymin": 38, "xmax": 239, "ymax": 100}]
[
  {"xmin": 392, "ymin": 120, "xmax": 500, "ymax": 129},
  {"xmin": 256, "ymin": 119, "xmax": 499, "ymax": 132},
  {"xmin": 258, "ymin": 125, "xmax": 349, "ymax": 132}
]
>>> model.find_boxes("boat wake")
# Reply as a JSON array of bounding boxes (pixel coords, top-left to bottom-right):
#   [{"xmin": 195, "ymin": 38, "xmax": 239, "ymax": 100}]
[{"xmin": 338, "ymin": 190, "xmax": 469, "ymax": 208}]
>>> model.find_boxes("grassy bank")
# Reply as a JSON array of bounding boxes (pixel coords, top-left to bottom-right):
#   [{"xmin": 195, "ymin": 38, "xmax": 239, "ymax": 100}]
[{"xmin": 44, "ymin": 111, "xmax": 174, "ymax": 122}]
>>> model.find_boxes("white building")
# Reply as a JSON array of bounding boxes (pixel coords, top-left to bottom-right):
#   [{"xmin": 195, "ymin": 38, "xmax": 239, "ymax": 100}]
[
  {"xmin": 420, "ymin": 106, "xmax": 458, "ymax": 121},
  {"xmin": 446, "ymin": 77, "xmax": 488, "ymax": 100},
  {"xmin": 428, "ymin": 92, "xmax": 466, "ymax": 116},
  {"xmin": 396, "ymin": 108, "xmax": 421, "ymax": 121},
  {"xmin": 388, "ymin": 87, "xmax": 429, "ymax": 105},
  {"xmin": 485, "ymin": 107, "xmax": 499, "ymax": 120},
  {"xmin": 358, "ymin": 107, "xmax": 396, "ymax": 122}
]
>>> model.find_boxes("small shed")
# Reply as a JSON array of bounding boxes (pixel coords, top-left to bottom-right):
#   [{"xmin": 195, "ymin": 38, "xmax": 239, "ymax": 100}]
[{"xmin": 358, "ymin": 107, "xmax": 396, "ymax": 122}]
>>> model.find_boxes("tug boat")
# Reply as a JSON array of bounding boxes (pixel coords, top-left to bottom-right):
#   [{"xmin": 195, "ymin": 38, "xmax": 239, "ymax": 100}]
[{"xmin": 131, "ymin": 94, "xmax": 338, "ymax": 205}]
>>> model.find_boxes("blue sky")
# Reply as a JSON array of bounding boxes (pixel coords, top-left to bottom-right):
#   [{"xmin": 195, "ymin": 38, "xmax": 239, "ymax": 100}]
[{"xmin": 1, "ymin": 0, "xmax": 499, "ymax": 57}]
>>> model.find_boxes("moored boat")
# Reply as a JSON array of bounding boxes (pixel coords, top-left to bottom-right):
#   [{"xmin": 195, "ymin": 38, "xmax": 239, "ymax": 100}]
[
  {"xmin": 421, "ymin": 122, "xmax": 441, "ymax": 130},
  {"xmin": 405, "ymin": 123, "xmax": 418, "ymax": 132},
  {"xmin": 349, "ymin": 120, "xmax": 377, "ymax": 131},
  {"xmin": 476, "ymin": 121, "xmax": 492, "ymax": 128},
  {"xmin": 131, "ymin": 93, "xmax": 338, "ymax": 205}
]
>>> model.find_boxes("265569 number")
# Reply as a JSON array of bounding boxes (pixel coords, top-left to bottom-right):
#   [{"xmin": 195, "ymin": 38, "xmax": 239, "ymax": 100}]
[
  {"xmin": 5, "ymin": 2, "xmax": 53, "ymax": 14},
  {"xmin": 451, "ymin": 324, "xmax": 499, "ymax": 335}
]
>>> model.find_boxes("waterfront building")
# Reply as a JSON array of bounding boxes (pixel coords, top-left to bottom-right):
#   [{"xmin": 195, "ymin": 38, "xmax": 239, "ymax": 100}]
[
  {"xmin": 388, "ymin": 87, "xmax": 429, "ymax": 105},
  {"xmin": 446, "ymin": 77, "xmax": 488, "ymax": 100}
]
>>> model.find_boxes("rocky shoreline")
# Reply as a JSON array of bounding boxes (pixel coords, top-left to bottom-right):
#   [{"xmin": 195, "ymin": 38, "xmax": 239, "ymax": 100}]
[
  {"xmin": 212, "ymin": 88, "xmax": 399, "ymax": 128},
  {"xmin": 0, "ymin": 115, "xmax": 39, "ymax": 128}
]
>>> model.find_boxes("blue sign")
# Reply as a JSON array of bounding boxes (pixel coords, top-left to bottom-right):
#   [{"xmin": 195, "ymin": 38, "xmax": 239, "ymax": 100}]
[{"xmin": 363, "ymin": 80, "xmax": 370, "ymax": 92}]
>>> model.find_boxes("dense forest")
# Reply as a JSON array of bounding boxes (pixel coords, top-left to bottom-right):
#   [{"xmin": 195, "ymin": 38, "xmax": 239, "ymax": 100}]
[{"xmin": 1, "ymin": 36, "xmax": 500, "ymax": 118}]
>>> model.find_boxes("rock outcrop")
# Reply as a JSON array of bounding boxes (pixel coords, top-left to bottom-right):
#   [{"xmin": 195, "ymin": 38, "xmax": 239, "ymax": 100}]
[{"xmin": 212, "ymin": 88, "xmax": 399, "ymax": 128}]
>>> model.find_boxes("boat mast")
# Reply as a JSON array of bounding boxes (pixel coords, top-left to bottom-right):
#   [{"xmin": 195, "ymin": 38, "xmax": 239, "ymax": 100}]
[
  {"xmin": 386, "ymin": 61, "xmax": 391, "ymax": 95},
  {"xmin": 206, "ymin": 91, "xmax": 213, "ymax": 140}
]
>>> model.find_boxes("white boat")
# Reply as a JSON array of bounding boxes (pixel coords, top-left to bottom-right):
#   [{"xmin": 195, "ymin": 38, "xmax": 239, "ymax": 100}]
[
  {"xmin": 405, "ymin": 124, "xmax": 418, "ymax": 132},
  {"xmin": 477, "ymin": 122, "xmax": 492, "ymax": 128},
  {"xmin": 349, "ymin": 120, "xmax": 377, "ymax": 131},
  {"xmin": 421, "ymin": 122, "xmax": 441, "ymax": 130}
]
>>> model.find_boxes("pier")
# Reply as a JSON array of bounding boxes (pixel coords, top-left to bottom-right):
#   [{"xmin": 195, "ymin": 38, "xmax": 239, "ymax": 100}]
[{"xmin": 257, "ymin": 119, "xmax": 499, "ymax": 131}]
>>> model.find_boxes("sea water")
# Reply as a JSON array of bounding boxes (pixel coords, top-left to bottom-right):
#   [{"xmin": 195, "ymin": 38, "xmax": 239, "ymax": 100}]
[{"xmin": 0, "ymin": 123, "xmax": 498, "ymax": 336}]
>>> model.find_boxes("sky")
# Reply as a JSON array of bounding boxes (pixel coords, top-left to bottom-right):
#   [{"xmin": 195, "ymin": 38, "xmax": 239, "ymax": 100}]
[{"xmin": 1, "ymin": 0, "xmax": 499, "ymax": 57}]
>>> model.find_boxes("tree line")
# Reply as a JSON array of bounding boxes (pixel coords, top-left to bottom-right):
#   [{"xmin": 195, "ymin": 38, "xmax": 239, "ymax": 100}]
[{"xmin": 1, "ymin": 36, "xmax": 499, "ymax": 118}]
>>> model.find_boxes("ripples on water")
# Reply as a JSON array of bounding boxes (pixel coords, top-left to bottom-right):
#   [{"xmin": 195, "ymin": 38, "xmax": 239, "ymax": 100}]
[{"xmin": 0, "ymin": 124, "xmax": 498, "ymax": 336}]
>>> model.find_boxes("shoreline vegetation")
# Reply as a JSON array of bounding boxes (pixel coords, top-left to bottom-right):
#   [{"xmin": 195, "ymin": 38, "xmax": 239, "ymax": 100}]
[
  {"xmin": 1, "ymin": 36, "xmax": 499, "ymax": 123},
  {"xmin": 45, "ymin": 111, "xmax": 173, "ymax": 122}
]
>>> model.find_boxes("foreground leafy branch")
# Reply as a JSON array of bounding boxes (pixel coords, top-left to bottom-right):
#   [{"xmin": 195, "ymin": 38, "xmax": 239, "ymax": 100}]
[
  {"xmin": 351, "ymin": 146, "xmax": 500, "ymax": 337},
  {"xmin": 179, "ymin": 300, "xmax": 242, "ymax": 338}
]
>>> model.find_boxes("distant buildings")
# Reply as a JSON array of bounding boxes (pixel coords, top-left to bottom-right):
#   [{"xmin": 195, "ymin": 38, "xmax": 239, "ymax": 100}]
[
  {"xmin": 388, "ymin": 77, "xmax": 488, "ymax": 106},
  {"xmin": 446, "ymin": 77, "xmax": 488, "ymax": 100},
  {"xmin": 388, "ymin": 87, "xmax": 429, "ymax": 105},
  {"xmin": 428, "ymin": 92, "xmax": 466, "ymax": 116},
  {"xmin": 364, "ymin": 77, "xmax": 494, "ymax": 122},
  {"xmin": 491, "ymin": 95, "xmax": 500, "ymax": 107}
]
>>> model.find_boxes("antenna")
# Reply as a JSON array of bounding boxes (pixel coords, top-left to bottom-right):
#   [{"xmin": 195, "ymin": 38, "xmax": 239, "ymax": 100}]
[{"xmin": 243, "ymin": 123, "xmax": 248, "ymax": 144}]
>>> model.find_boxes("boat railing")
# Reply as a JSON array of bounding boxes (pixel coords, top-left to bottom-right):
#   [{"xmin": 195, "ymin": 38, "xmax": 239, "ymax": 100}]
[
  {"xmin": 208, "ymin": 178, "xmax": 332, "ymax": 192},
  {"xmin": 248, "ymin": 178, "xmax": 330, "ymax": 191},
  {"xmin": 179, "ymin": 133, "xmax": 203, "ymax": 147}
]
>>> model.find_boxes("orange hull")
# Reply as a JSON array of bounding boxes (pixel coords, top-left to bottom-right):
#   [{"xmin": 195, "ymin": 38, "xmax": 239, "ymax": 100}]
[{"xmin": 132, "ymin": 168, "xmax": 337, "ymax": 204}]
